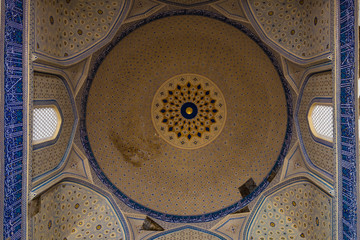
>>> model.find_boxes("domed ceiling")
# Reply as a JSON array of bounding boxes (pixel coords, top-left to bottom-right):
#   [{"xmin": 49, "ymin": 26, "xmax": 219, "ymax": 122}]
[{"xmin": 82, "ymin": 14, "xmax": 291, "ymax": 222}]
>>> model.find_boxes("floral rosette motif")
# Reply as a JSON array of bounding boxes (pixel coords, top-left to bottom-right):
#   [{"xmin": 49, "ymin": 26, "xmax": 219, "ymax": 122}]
[{"xmin": 152, "ymin": 74, "xmax": 227, "ymax": 149}]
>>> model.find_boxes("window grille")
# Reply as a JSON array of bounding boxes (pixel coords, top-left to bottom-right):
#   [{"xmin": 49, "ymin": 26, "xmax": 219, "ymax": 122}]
[
  {"xmin": 309, "ymin": 104, "xmax": 333, "ymax": 141},
  {"xmin": 33, "ymin": 106, "xmax": 60, "ymax": 143}
]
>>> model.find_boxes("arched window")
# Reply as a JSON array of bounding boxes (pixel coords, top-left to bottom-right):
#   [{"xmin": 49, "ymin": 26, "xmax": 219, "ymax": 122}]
[
  {"xmin": 308, "ymin": 103, "xmax": 333, "ymax": 142},
  {"xmin": 33, "ymin": 105, "xmax": 62, "ymax": 144}
]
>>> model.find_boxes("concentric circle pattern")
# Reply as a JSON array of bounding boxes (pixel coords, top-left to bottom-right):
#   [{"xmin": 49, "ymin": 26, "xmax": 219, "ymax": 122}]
[
  {"xmin": 152, "ymin": 74, "xmax": 226, "ymax": 149},
  {"xmin": 85, "ymin": 15, "xmax": 288, "ymax": 218}
]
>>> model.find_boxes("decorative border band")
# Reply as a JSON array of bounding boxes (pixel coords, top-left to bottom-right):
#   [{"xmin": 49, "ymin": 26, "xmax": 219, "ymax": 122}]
[
  {"xmin": 338, "ymin": 0, "xmax": 358, "ymax": 238},
  {"xmin": 3, "ymin": 0, "xmax": 24, "ymax": 239}
]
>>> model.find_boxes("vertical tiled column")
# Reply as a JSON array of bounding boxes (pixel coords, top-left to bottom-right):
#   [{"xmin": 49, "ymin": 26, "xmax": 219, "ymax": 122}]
[
  {"xmin": 338, "ymin": 0, "xmax": 358, "ymax": 239},
  {"xmin": 3, "ymin": 0, "xmax": 24, "ymax": 239}
]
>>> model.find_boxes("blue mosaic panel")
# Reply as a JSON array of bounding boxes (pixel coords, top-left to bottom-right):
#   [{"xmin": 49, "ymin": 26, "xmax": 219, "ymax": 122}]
[
  {"xmin": 339, "ymin": 0, "xmax": 357, "ymax": 239},
  {"xmin": 3, "ymin": 0, "xmax": 24, "ymax": 239}
]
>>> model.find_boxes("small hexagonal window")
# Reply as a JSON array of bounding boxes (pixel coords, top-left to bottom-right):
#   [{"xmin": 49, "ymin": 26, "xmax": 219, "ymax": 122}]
[
  {"xmin": 308, "ymin": 103, "xmax": 333, "ymax": 142},
  {"xmin": 32, "ymin": 106, "xmax": 62, "ymax": 144}
]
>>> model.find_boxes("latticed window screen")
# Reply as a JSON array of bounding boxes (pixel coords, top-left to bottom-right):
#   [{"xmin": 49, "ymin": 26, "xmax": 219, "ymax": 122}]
[
  {"xmin": 33, "ymin": 107, "xmax": 59, "ymax": 142},
  {"xmin": 310, "ymin": 105, "xmax": 333, "ymax": 140}
]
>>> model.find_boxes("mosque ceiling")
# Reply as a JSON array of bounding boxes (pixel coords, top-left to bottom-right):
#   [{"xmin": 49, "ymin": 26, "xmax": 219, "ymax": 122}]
[
  {"xmin": 27, "ymin": 0, "xmax": 336, "ymax": 239},
  {"xmin": 81, "ymin": 13, "xmax": 292, "ymax": 222}
]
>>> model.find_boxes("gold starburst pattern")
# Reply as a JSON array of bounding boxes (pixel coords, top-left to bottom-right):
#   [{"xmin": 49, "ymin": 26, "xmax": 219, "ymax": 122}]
[{"xmin": 152, "ymin": 74, "xmax": 227, "ymax": 149}]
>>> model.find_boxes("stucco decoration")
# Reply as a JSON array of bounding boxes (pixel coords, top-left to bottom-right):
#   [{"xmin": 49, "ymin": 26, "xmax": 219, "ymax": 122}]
[
  {"xmin": 82, "ymin": 13, "xmax": 292, "ymax": 222},
  {"xmin": 148, "ymin": 226, "xmax": 226, "ymax": 240},
  {"xmin": 296, "ymin": 71, "xmax": 334, "ymax": 176},
  {"xmin": 212, "ymin": 214, "xmax": 248, "ymax": 240},
  {"xmin": 281, "ymin": 57, "xmax": 307, "ymax": 95},
  {"xmin": 34, "ymin": 0, "xmax": 130, "ymax": 64},
  {"xmin": 242, "ymin": 0, "xmax": 331, "ymax": 64},
  {"xmin": 244, "ymin": 179, "xmax": 332, "ymax": 239},
  {"xmin": 32, "ymin": 182, "xmax": 128, "ymax": 240},
  {"xmin": 280, "ymin": 144, "xmax": 308, "ymax": 180},
  {"xmin": 32, "ymin": 73, "xmax": 76, "ymax": 180},
  {"xmin": 211, "ymin": 0, "xmax": 248, "ymax": 22},
  {"xmin": 155, "ymin": 0, "xmax": 220, "ymax": 7},
  {"xmin": 125, "ymin": 0, "xmax": 164, "ymax": 23},
  {"xmin": 61, "ymin": 146, "xmax": 92, "ymax": 181},
  {"xmin": 62, "ymin": 57, "xmax": 91, "ymax": 95}
]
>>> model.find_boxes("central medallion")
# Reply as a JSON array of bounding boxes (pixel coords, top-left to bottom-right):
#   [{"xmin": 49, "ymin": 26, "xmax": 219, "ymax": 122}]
[
  {"xmin": 181, "ymin": 102, "xmax": 198, "ymax": 119},
  {"xmin": 151, "ymin": 74, "xmax": 227, "ymax": 149}
]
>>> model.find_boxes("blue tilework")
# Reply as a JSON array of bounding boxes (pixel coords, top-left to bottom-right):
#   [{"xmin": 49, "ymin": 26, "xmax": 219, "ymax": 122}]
[
  {"xmin": 339, "ymin": 1, "xmax": 357, "ymax": 239},
  {"xmin": 3, "ymin": 0, "xmax": 24, "ymax": 239},
  {"xmin": 80, "ymin": 10, "xmax": 293, "ymax": 223}
]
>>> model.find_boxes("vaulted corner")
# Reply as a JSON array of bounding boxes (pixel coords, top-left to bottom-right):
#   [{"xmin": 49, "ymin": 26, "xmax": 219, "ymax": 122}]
[
  {"xmin": 241, "ymin": 0, "xmax": 331, "ymax": 64},
  {"xmin": 33, "ymin": 0, "xmax": 131, "ymax": 65},
  {"xmin": 2, "ymin": 0, "xmax": 357, "ymax": 239},
  {"xmin": 243, "ymin": 178, "xmax": 333, "ymax": 239},
  {"xmin": 31, "ymin": 181, "xmax": 130, "ymax": 240}
]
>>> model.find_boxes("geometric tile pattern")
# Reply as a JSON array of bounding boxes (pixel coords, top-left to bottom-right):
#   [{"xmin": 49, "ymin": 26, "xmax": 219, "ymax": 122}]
[
  {"xmin": 32, "ymin": 182, "xmax": 127, "ymax": 240},
  {"xmin": 245, "ymin": 180, "xmax": 332, "ymax": 240}
]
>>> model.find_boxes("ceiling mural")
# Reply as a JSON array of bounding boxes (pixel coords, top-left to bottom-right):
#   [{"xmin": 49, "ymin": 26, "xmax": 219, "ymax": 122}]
[
  {"xmin": 242, "ymin": 0, "xmax": 331, "ymax": 64},
  {"xmin": 34, "ymin": 0, "xmax": 130, "ymax": 64},
  {"xmin": 81, "ymin": 13, "xmax": 292, "ymax": 222}
]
